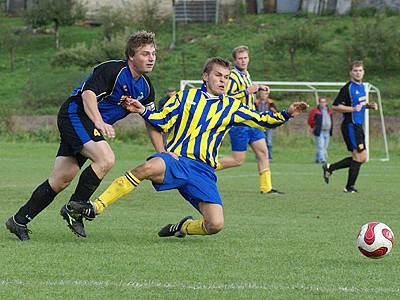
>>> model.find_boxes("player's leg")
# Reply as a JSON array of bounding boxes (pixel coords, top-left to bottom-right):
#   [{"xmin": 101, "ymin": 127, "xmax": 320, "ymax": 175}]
[
  {"xmin": 217, "ymin": 127, "xmax": 248, "ymax": 170},
  {"xmin": 159, "ymin": 203, "xmax": 224, "ymax": 237},
  {"xmin": 250, "ymin": 130, "xmax": 283, "ymax": 195},
  {"xmin": 68, "ymin": 140, "xmax": 115, "ymax": 206},
  {"xmin": 323, "ymin": 131, "xmax": 330, "ymax": 163},
  {"xmin": 71, "ymin": 156, "xmax": 167, "ymax": 220},
  {"xmin": 6, "ymin": 156, "xmax": 80, "ymax": 241},
  {"xmin": 218, "ymin": 151, "xmax": 246, "ymax": 169},
  {"xmin": 323, "ymin": 123, "xmax": 353, "ymax": 184},
  {"xmin": 344, "ymin": 126, "xmax": 367, "ymax": 192}
]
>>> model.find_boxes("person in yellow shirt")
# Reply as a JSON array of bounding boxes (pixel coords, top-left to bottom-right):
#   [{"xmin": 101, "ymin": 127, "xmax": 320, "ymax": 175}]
[{"xmin": 218, "ymin": 46, "xmax": 283, "ymax": 195}]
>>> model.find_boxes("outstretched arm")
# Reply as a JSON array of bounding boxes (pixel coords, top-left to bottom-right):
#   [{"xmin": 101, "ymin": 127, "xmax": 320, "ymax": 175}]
[{"xmin": 233, "ymin": 101, "xmax": 308, "ymax": 130}]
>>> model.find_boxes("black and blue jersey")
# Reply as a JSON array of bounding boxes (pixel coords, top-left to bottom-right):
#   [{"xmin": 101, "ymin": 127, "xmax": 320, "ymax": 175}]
[
  {"xmin": 333, "ymin": 81, "xmax": 367, "ymax": 125},
  {"xmin": 67, "ymin": 60, "xmax": 155, "ymax": 125}
]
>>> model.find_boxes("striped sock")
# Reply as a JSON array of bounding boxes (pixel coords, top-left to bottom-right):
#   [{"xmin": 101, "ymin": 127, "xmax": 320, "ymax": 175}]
[{"xmin": 94, "ymin": 171, "xmax": 141, "ymax": 214}]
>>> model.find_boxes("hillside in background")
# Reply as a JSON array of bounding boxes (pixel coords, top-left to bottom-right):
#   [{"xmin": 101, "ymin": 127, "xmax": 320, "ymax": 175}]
[{"xmin": 0, "ymin": 12, "xmax": 399, "ymax": 116}]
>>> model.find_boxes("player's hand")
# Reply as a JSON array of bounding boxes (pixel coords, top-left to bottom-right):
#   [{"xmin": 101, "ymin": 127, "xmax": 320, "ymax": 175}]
[
  {"xmin": 258, "ymin": 85, "xmax": 270, "ymax": 93},
  {"xmin": 122, "ymin": 98, "xmax": 145, "ymax": 114},
  {"xmin": 247, "ymin": 84, "xmax": 259, "ymax": 94},
  {"xmin": 367, "ymin": 102, "xmax": 378, "ymax": 110},
  {"xmin": 287, "ymin": 101, "xmax": 308, "ymax": 117},
  {"xmin": 353, "ymin": 104, "xmax": 363, "ymax": 112},
  {"xmin": 167, "ymin": 152, "xmax": 179, "ymax": 160},
  {"xmin": 95, "ymin": 121, "xmax": 115, "ymax": 138}
]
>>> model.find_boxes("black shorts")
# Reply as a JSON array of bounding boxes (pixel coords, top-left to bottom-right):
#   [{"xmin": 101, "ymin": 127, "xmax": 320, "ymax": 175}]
[
  {"xmin": 56, "ymin": 100, "xmax": 105, "ymax": 167},
  {"xmin": 341, "ymin": 122, "xmax": 365, "ymax": 152}
]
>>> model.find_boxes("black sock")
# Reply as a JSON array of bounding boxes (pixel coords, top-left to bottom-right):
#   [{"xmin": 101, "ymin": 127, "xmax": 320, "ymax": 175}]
[
  {"xmin": 69, "ymin": 165, "xmax": 102, "ymax": 203},
  {"xmin": 329, "ymin": 157, "xmax": 352, "ymax": 172},
  {"xmin": 14, "ymin": 180, "xmax": 57, "ymax": 225},
  {"xmin": 346, "ymin": 160, "xmax": 362, "ymax": 189}
]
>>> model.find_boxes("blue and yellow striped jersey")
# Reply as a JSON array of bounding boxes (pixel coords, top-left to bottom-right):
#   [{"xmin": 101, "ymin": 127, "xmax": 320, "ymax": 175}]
[
  {"xmin": 140, "ymin": 86, "xmax": 290, "ymax": 168},
  {"xmin": 226, "ymin": 66, "xmax": 255, "ymax": 109}
]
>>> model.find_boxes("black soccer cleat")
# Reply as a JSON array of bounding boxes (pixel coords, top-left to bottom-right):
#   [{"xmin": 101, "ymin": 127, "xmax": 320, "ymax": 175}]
[
  {"xmin": 344, "ymin": 186, "xmax": 358, "ymax": 193},
  {"xmin": 60, "ymin": 204, "xmax": 86, "ymax": 237},
  {"xmin": 5, "ymin": 216, "xmax": 31, "ymax": 241},
  {"xmin": 158, "ymin": 216, "xmax": 194, "ymax": 238},
  {"xmin": 322, "ymin": 163, "xmax": 331, "ymax": 184},
  {"xmin": 68, "ymin": 200, "xmax": 97, "ymax": 221},
  {"xmin": 261, "ymin": 188, "xmax": 285, "ymax": 195}
]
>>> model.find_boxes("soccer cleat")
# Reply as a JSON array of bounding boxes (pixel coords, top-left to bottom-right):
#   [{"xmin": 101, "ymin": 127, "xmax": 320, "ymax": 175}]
[
  {"xmin": 261, "ymin": 188, "xmax": 285, "ymax": 195},
  {"xmin": 158, "ymin": 216, "xmax": 194, "ymax": 238},
  {"xmin": 5, "ymin": 216, "xmax": 31, "ymax": 241},
  {"xmin": 322, "ymin": 163, "xmax": 331, "ymax": 184},
  {"xmin": 68, "ymin": 200, "xmax": 97, "ymax": 221},
  {"xmin": 344, "ymin": 186, "xmax": 358, "ymax": 193},
  {"xmin": 60, "ymin": 204, "xmax": 86, "ymax": 237}
]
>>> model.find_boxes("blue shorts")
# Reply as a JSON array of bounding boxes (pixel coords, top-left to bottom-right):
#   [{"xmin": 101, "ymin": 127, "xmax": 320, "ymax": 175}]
[
  {"xmin": 229, "ymin": 126, "xmax": 265, "ymax": 151},
  {"xmin": 149, "ymin": 153, "xmax": 222, "ymax": 211},
  {"xmin": 341, "ymin": 122, "xmax": 365, "ymax": 152}
]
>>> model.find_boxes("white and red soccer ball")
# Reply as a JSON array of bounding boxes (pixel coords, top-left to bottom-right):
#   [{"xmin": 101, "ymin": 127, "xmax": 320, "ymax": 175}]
[{"xmin": 357, "ymin": 222, "xmax": 394, "ymax": 258}]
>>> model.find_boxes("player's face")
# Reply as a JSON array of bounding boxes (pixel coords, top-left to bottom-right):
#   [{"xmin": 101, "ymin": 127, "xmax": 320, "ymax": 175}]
[
  {"xmin": 234, "ymin": 51, "xmax": 249, "ymax": 70},
  {"xmin": 259, "ymin": 90, "xmax": 269, "ymax": 100},
  {"xmin": 203, "ymin": 64, "xmax": 230, "ymax": 96},
  {"xmin": 350, "ymin": 66, "xmax": 364, "ymax": 83},
  {"xmin": 129, "ymin": 44, "xmax": 156, "ymax": 75}
]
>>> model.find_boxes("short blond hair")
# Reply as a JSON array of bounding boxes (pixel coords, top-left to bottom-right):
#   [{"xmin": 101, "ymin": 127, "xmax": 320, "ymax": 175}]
[
  {"xmin": 202, "ymin": 57, "xmax": 231, "ymax": 75},
  {"xmin": 125, "ymin": 31, "xmax": 156, "ymax": 59},
  {"xmin": 350, "ymin": 60, "xmax": 364, "ymax": 70},
  {"xmin": 232, "ymin": 45, "xmax": 249, "ymax": 59}
]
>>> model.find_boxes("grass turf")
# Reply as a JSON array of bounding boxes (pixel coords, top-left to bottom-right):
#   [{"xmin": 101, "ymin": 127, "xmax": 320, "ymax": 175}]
[{"xmin": 0, "ymin": 141, "xmax": 399, "ymax": 299}]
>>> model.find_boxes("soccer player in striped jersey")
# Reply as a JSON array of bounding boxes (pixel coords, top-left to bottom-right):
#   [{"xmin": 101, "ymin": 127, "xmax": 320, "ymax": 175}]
[
  {"xmin": 68, "ymin": 57, "xmax": 307, "ymax": 238},
  {"xmin": 5, "ymin": 31, "xmax": 164, "ymax": 241},
  {"xmin": 218, "ymin": 45, "xmax": 283, "ymax": 195},
  {"xmin": 322, "ymin": 61, "xmax": 378, "ymax": 193}
]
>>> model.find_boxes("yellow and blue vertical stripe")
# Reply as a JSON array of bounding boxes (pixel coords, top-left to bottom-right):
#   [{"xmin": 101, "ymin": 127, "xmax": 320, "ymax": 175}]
[
  {"xmin": 140, "ymin": 86, "xmax": 290, "ymax": 169},
  {"xmin": 226, "ymin": 66, "xmax": 255, "ymax": 110}
]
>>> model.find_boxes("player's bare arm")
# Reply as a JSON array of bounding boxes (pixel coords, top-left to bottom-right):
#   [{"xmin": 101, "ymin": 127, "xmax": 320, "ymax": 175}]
[
  {"xmin": 82, "ymin": 90, "xmax": 115, "ymax": 138},
  {"xmin": 333, "ymin": 103, "xmax": 362, "ymax": 113}
]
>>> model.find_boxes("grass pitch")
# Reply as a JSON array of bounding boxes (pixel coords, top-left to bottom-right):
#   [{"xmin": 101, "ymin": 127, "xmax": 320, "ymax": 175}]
[{"xmin": 0, "ymin": 141, "xmax": 399, "ymax": 299}]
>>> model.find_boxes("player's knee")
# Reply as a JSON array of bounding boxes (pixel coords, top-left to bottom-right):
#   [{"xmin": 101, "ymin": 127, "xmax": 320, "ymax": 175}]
[
  {"xmin": 99, "ymin": 154, "xmax": 115, "ymax": 173},
  {"xmin": 134, "ymin": 161, "xmax": 154, "ymax": 178},
  {"xmin": 205, "ymin": 219, "xmax": 224, "ymax": 234},
  {"xmin": 49, "ymin": 174, "xmax": 73, "ymax": 192},
  {"xmin": 233, "ymin": 158, "xmax": 245, "ymax": 166}
]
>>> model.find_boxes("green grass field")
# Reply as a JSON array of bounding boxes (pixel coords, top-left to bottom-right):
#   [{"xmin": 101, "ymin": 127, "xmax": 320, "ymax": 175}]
[{"xmin": 1, "ymin": 141, "xmax": 399, "ymax": 299}]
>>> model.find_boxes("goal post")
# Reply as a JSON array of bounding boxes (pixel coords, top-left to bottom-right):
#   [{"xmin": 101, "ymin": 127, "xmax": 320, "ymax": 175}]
[{"xmin": 179, "ymin": 80, "xmax": 390, "ymax": 161}]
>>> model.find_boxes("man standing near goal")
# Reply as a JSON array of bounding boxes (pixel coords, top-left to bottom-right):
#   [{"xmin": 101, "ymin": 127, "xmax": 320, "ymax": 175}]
[
  {"xmin": 65, "ymin": 57, "xmax": 307, "ymax": 238},
  {"xmin": 5, "ymin": 31, "xmax": 164, "ymax": 240},
  {"xmin": 217, "ymin": 45, "xmax": 283, "ymax": 195},
  {"xmin": 322, "ymin": 61, "xmax": 378, "ymax": 193}
]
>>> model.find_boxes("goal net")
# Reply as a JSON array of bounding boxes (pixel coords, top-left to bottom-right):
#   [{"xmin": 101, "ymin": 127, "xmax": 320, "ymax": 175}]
[{"xmin": 180, "ymin": 80, "xmax": 389, "ymax": 161}]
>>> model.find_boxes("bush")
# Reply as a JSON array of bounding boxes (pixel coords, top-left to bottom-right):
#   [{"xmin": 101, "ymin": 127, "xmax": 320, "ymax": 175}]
[{"xmin": 349, "ymin": 19, "xmax": 400, "ymax": 73}]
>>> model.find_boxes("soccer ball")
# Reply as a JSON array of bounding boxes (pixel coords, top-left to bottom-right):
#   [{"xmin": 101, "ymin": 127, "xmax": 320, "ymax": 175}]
[{"xmin": 356, "ymin": 222, "xmax": 394, "ymax": 258}]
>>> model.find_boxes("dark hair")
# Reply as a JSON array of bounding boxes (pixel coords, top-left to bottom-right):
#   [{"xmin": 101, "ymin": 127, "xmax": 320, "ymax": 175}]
[
  {"xmin": 232, "ymin": 45, "xmax": 249, "ymax": 59},
  {"xmin": 202, "ymin": 57, "xmax": 231, "ymax": 75},
  {"xmin": 350, "ymin": 60, "xmax": 364, "ymax": 70},
  {"xmin": 125, "ymin": 31, "xmax": 156, "ymax": 59}
]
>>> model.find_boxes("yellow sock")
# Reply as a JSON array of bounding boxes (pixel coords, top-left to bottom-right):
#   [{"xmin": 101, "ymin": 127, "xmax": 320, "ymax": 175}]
[
  {"xmin": 94, "ymin": 171, "xmax": 140, "ymax": 214},
  {"xmin": 182, "ymin": 219, "xmax": 208, "ymax": 235},
  {"xmin": 260, "ymin": 170, "xmax": 272, "ymax": 193}
]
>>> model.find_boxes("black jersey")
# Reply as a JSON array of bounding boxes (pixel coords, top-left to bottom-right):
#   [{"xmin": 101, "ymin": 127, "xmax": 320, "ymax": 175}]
[{"xmin": 66, "ymin": 60, "xmax": 155, "ymax": 125}]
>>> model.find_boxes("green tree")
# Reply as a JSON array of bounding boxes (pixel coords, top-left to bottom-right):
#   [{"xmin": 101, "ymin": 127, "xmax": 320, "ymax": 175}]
[
  {"xmin": 267, "ymin": 22, "xmax": 320, "ymax": 75},
  {"xmin": 23, "ymin": 0, "xmax": 86, "ymax": 49}
]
